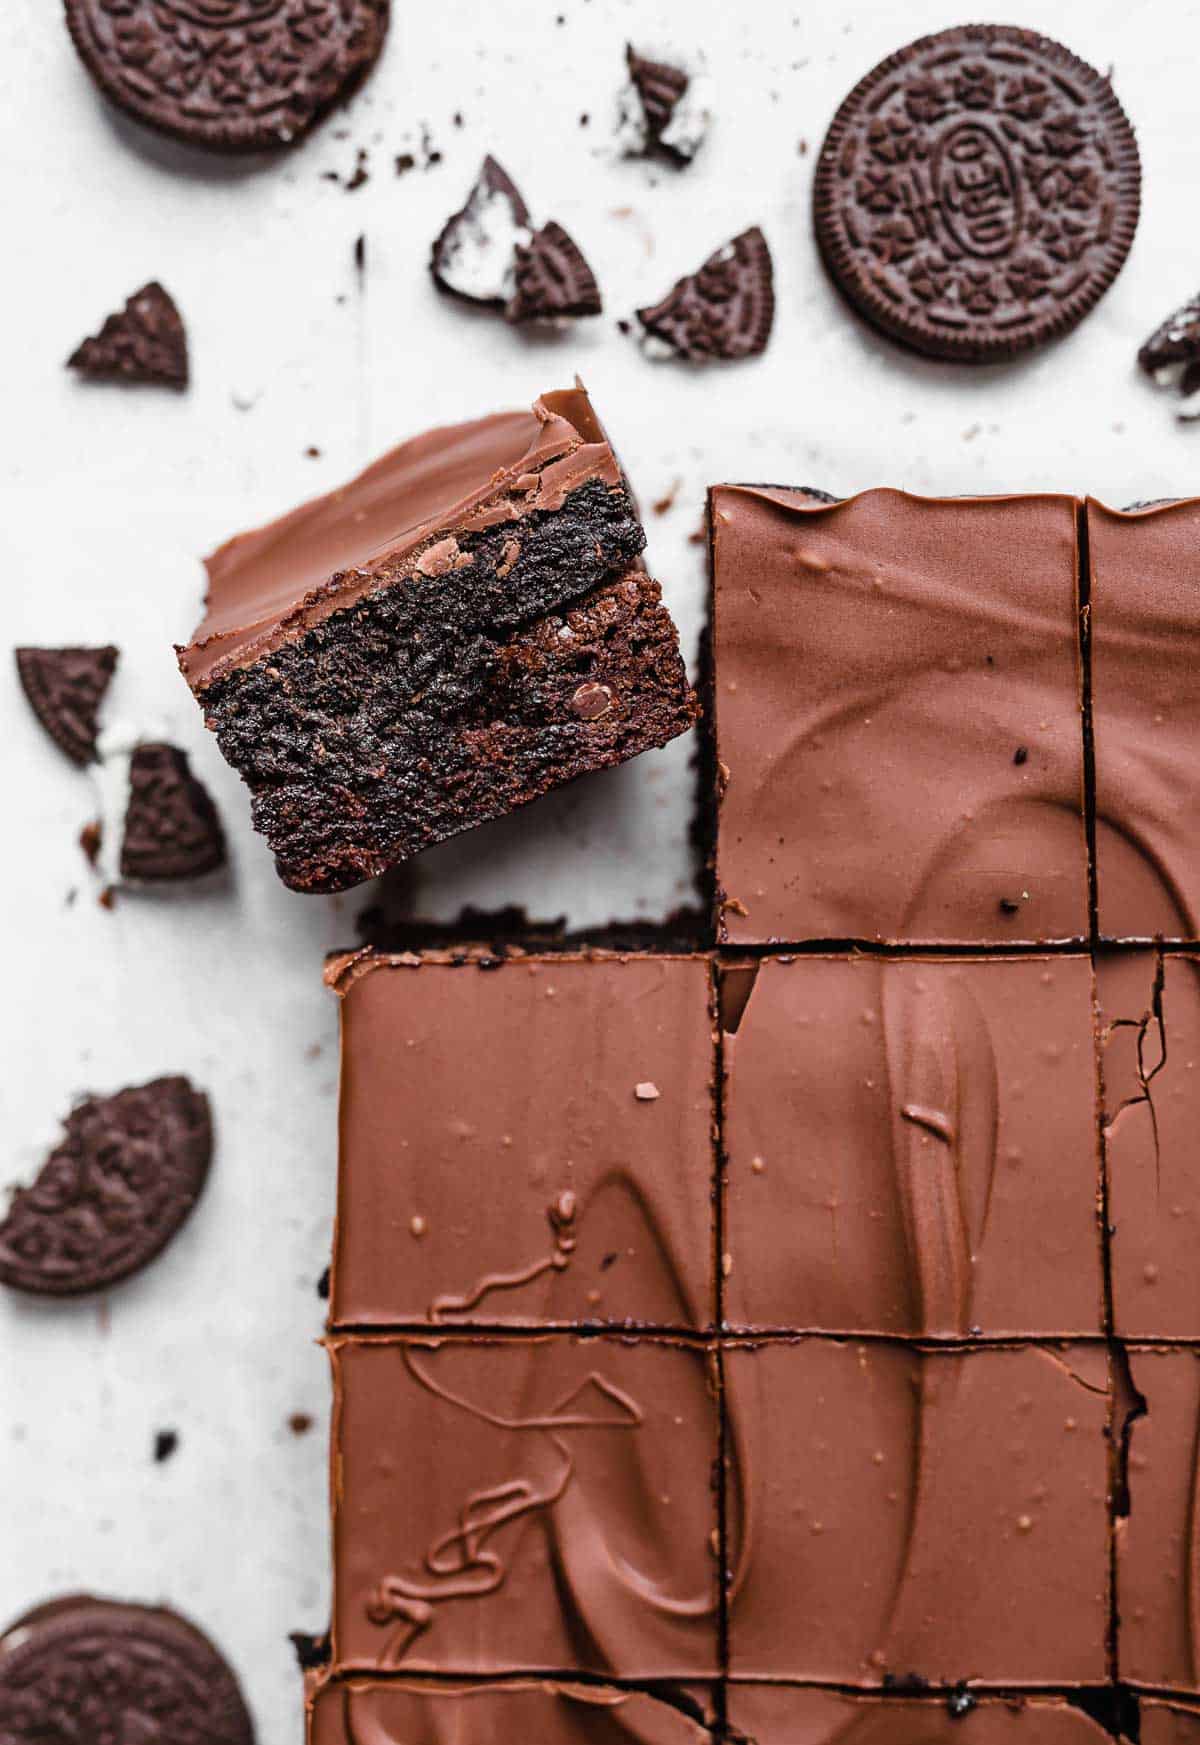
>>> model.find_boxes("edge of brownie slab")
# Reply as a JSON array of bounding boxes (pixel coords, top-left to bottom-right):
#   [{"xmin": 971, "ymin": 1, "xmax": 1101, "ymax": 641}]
[{"xmin": 204, "ymin": 548, "xmax": 696, "ymax": 892}]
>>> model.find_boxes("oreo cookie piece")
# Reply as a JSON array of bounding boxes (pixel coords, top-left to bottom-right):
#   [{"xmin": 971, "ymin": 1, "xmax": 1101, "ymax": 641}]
[
  {"xmin": 618, "ymin": 43, "xmax": 713, "ymax": 165},
  {"xmin": 1139, "ymin": 292, "xmax": 1200, "ymax": 417},
  {"xmin": 430, "ymin": 157, "xmax": 601, "ymax": 324},
  {"xmin": 67, "ymin": 282, "xmax": 188, "ymax": 388},
  {"xmin": 813, "ymin": 25, "xmax": 1141, "ymax": 363},
  {"xmin": 636, "ymin": 227, "xmax": 774, "ymax": 360},
  {"xmin": 0, "ymin": 1596, "xmax": 252, "ymax": 1743},
  {"xmin": 0, "ymin": 1076, "xmax": 213, "ymax": 1296},
  {"xmin": 15, "ymin": 645, "xmax": 118, "ymax": 765},
  {"xmin": 64, "ymin": 0, "xmax": 389, "ymax": 153},
  {"xmin": 431, "ymin": 155, "xmax": 532, "ymax": 307},
  {"xmin": 120, "ymin": 743, "xmax": 226, "ymax": 882},
  {"xmin": 509, "ymin": 221, "xmax": 603, "ymax": 321}
]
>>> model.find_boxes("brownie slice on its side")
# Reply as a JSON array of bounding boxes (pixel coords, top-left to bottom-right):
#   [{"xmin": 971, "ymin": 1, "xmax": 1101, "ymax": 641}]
[{"xmin": 176, "ymin": 387, "xmax": 697, "ymax": 892}]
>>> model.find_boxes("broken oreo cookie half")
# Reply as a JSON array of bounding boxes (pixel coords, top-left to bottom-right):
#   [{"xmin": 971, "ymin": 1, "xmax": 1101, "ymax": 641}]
[
  {"xmin": 617, "ymin": 42, "xmax": 713, "ymax": 165},
  {"xmin": 1139, "ymin": 291, "xmax": 1200, "ymax": 419},
  {"xmin": 120, "ymin": 743, "xmax": 227, "ymax": 883},
  {"xmin": 67, "ymin": 282, "xmax": 188, "ymax": 388},
  {"xmin": 431, "ymin": 157, "xmax": 601, "ymax": 323},
  {"xmin": 16, "ymin": 645, "xmax": 119, "ymax": 765},
  {"xmin": 636, "ymin": 227, "xmax": 774, "ymax": 361},
  {"xmin": 0, "ymin": 1076, "xmax": 213, "ymax": 1296}
]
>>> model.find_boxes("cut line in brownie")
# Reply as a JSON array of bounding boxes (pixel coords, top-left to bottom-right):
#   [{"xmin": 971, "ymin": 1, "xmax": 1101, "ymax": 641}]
[{"xmin": 177, "ymin": 388, "xmax": 696, "ymax": 892}]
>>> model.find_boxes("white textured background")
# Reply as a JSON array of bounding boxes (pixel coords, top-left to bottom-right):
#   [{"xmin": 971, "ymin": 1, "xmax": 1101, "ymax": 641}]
[{"xmin": 2, "ymin": 0, "xmax": 1197, "ymax": 1738}]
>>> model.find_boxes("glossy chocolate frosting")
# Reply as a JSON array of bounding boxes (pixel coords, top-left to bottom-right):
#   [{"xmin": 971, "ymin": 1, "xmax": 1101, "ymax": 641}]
[
  {"xmin": 330, "ymin": 1333, "xmax": 721, "ymax": 1678},
  {"xmin": 1097, "ymin": 951, "xmax": 1200, "ymax": 1338},
  {"xmin": 726, "ymin": 1686, "xmax": 1115, "ymax": 1745},
  {"xmin": 1141, "ymin": 1701, "xmax": 1200, "ymax": 1743},
  {"xmin": 329, "ymin": 952, "xmax": 717, "ymax": 1331},
  {"xmin": 1088, "ymin": 498, "xmax": 1200, "ymax": 941},
  {"xmin": 1118, "ymin": 1346, "xmax": 1200, "ymax": 1692},
  {"xmin": 710, "ymin": 486, "xmax": 1088, "ymax": 945},
  {"xmin": 309, "ymin": 1678, "xmax": 716, "ymax": 1745},
  {"xmin": 724, "ymin": 1339, "xmax": 1111, "ymax": 1683},
  {"xmin": 722, "ymin": 954, "xmax": 1104, "ymax": 1338},
  {"xmin": 181, "ymin": 387, "xmax": 621, "ymax": 688}
]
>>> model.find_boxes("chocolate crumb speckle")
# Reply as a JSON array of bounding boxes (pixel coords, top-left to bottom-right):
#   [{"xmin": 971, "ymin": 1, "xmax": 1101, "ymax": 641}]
[
  {"xmin": 317, "ymin": 1266, "xmax": 331, "ymax": 1301},
  {"xmin": 79, "ymin": 820, "xmax": 103, "ymax": 866},
  {"xmin": 600, "ymin": 1252, "xmax": 619, "ymax": 1271},
  {"xmin": 154, "ymin": 1429, "xmax": 179, "ymax": 1464},
  {"xmin": 305, "ymin": 446, "xmax": 322, "ymax": 459},
  {"xmin": 1014, "ymin": 745, "xmax": 1029, "ymax": 765},
  {"xmin": 288, "ymin": 1631, "xmax": 330, "ymax": 1673},
  {"xmin": 395, "ymin": 152, "xmax": 416, "ymax": 176},
  {"xmin": 288, "ymin": 1412, "xmax": 314, "ymax": 1437},
  {"xmin": 653, "ymin": 479, "xmax": 682, "ymax": 516},
  {"xmin": 999, "ymin": 898, "xmax": 1020, "ymax": 916}
]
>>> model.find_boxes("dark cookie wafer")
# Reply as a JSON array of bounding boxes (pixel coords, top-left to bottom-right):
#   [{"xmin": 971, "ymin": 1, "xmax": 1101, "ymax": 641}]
[
  {"xmin": 813, "ymin": 25, "xmax": 1140, "ymax": 363},
  {"xmin": 509, "ymin": 220, "xmax": 603, "ymax": 322},
  {"xmin": 120, "ymin": 743, "xmax": 226, "ymax": 882},
  {"xmin": 0, "ymin": 1595, "xmax": 252, "ymax": 1743},
  {"xmin": 15, "ymin": 645, "xmax": 118, "ymax": 765},
  {"xmin": 64, "ymin": 0, "xmax": 389, "ymax": 153},
  {"xmin": 68, "ymin": 281, "xmax": 188, "ymax": 388},
  {"xmin": 0, "ymin": 1076, "xmax": 212, "ymax": 1296},
  {"xmin": 637, "ymin": 226, "xmax": 774, "ymax": 360}
]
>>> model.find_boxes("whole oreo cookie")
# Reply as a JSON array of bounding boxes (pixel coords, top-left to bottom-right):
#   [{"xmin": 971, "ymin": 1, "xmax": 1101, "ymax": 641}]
[
  {"xmin": 63, "ymin": 0, "xmax": 390, "ymax": 153},
  {"xmin": 813, "ymin": 25, "xmax": 1140, "ymax": 362},
  {"xmin": 0, "ymin": 1076, "xmax": 212, "ymax": 1296},
  {"xmin": 0, "ymin": 1595, "xmax": 253, "ymax": 1744}
]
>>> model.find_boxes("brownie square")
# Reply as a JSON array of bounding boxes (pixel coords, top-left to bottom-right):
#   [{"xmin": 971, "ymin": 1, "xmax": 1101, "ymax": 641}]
[
  {"xmin": 1088, "ymin": 499, "xmax": 1200, "ymax": 941},
  {"xmin": 724, "ymin": 1687, "xmax": 1114, "ymax": 1745},
  {"xmin": 721, "ymin": 955, "xmax": 1104, "ymax": 1338},
  {"xmin": 1097, "ymin": 952, "xmax": 1200, "ymax": 1338},
  {"xmin": 1141, "ymin": 1702, "xmax": 1200, "ymax": 1744},
  {"xmin": 308, "ymin": 1678, "xmax": 717, "ymax": 1745},
  {"xmin": 330, "ymin": 1335, "xmax": 721, "ymax": 1677},
  {"xmin": 723, "ymin": 1339, "xmax": 1111, "ymax": 1684},
  {"xmin": 1117, "ymin": 1346, "xmax": 1200, "ymax": 1692},
  {"xmin": 178, "ymin": 388, "xmax": 697, "ymax": 892},
  {"xmin": 709, "ymin": 487, "xmax": 1088, "ymax": 945},
  {"xmin": 329, "ymin": 952, "xmax": 718, "ymax": 1332}
]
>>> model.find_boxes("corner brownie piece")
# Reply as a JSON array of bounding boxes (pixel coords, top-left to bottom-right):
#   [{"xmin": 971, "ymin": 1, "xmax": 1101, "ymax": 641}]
[
  {"xmin": 177, "ymin": 389, "xmax": 696, "ymax": 891},
  {"xmin": 724, "ymin": 1339, "xmax": 1111, "ymax": 1684},
  {"xmin": 330, "ymin": 1333, "xmax": 721, "ymax": 1677},
  {"xmin": 709, "ymin": 487, "xmax": 1088, "ymax": 945},
  {"xmin": 1088, "ymin": 498, "xmax": 1200, "ymax": 941},
  {"xmin": 721, "ymin": 954, "xmax": 1104, "ymax": 1339},
  {"xmin": 328, "ymin": 950, "xmax": 717, "ymax": 1332},
  {"xmin": 309, "ymin": 1678, "xmax": 716, "ymax": 1745}
]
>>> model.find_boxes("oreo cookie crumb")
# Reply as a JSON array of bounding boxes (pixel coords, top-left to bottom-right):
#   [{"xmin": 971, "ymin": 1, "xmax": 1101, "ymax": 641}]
[{"xmin": 153, "ymin": 1429, "xmax": 179, "ymax": 1464}]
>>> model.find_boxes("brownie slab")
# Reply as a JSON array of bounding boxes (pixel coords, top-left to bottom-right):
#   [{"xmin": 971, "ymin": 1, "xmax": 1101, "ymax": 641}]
[
  {"xmin": 723, "ymin": 1339, "xmax": 1111, "ymax": 1684},
  {"xmin": 309, "ymin": 1677, "xmax": 716, "ymax": 1744},
  {"xmin": 331, "ymin": 1334, "xmax": 721, "ymax": 1677},
  {"xmin": 1088, "ymin": 499, "xmax": 1200, "ymax": 941},
  {"xmin": 329, "ymin": 951, "xmax": 717, "ymax": 1332},
  {"xmin": 725, "ymin": 1687, "xmax": 1115, "ymax": 1745},
  {"xmin": 721, "ymin": 955, "xmax": 1104, "ymax": 1338},
  {"xmin": 1117, "ymin": 1346, "xmax": 1200, "ymax": 1692},
  {"xmin": 1097, "ymin": 952, "xmax": 1200, "ymax": 1338},
  {"xmin": 710, "ymin": 487, "xmax": 1088, "ymax": 945},
  {"xmin": 178, "ymin": 388, "xmax": 696, "ymax": 891}
]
